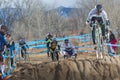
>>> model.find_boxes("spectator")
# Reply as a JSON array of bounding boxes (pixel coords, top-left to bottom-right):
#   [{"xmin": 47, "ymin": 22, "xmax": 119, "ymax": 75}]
[{"xmin": 107, "ymin": 29, "xmax": 117, "ymax": 54}]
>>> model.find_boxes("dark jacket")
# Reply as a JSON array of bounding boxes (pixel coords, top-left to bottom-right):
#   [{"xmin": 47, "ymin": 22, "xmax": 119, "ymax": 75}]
[{"xmin": 0, "ymin": 32, "xmax": 7, "ymax": 51}]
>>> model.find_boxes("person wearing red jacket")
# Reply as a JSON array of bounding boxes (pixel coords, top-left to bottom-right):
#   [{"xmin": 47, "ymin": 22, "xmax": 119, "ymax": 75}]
[{"xmin": 108, "ymin": 30, "xmax": 117, "ymax": 54}]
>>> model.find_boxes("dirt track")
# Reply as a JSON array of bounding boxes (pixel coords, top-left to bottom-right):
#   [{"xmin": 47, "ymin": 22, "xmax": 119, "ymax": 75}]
[{"xmin": 19, "ymin": 49, "xmax": 98, "ymax": 64}]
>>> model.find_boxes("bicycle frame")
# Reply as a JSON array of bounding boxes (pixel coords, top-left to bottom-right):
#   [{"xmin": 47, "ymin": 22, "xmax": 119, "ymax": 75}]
[
  {"xmin": 20, "ymin": 46, "xmax": 30, "ymax": 63},
  {"xmin": 94, "ymin": 20, "xmax": 104, "ymax": 59}
]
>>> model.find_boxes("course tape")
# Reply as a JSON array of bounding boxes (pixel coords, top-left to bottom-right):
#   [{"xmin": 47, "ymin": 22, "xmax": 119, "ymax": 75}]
[
  {"xmin": 29, "ymin": 44, "xmax": 46, "ymax": 49},
  {"xmin": 4, "ymin": 33, "xmax": 120, "ymax": 60},
  {"xmin": 28, "ymin": 43, "xmax": 120, "ymax": 49},
  {"xmin": 105, "ymin": 43, "xmax": 120, "ymax": 46},
  {"xmin": 27, "ymin": 34, "xmax": 92, "ymax": 45}
]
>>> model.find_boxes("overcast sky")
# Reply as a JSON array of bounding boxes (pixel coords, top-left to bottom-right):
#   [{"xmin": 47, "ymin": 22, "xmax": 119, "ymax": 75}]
[
  {"xmin": 0, "ymin": 0, "xmax": 79, "ymax": 9},
  {"xmin": 41, "ymin": 0, "xmax": 78, "ymax": 8}
]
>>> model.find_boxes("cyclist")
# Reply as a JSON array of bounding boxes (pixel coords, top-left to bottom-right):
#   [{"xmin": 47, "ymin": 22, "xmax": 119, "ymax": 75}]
[
  {"xmin": 45, "ymin": 32, "xmax": 53, "ymax": 57},
  {"xmin": 86, "ymin": 4, "xmax": 110, "ymax": 45},
  {"xmin": 49, "ymin": 38, "xmax": 60, "ymax": 61},
  {"xmin": 19, "ymin": 38, "xmax": 28, "ymax": 59},
  {"xmin": 61, "ymin": 39, "xmax": 76, "ymax": 59}
]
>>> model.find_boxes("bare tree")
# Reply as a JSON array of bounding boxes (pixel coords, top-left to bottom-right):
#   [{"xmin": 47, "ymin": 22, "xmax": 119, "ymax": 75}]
[
  {"xmin": 0, "ymin": 0, "xmax": 20, "ymax": 27},
  {"xmin": 12, "ymin": 0, "xmax": 47, "ymax": 40}
]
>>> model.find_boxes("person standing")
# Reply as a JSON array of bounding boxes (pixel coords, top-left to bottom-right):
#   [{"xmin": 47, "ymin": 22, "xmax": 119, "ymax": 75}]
[
  {"xmin": 107, "ymin": 29, "xmax": 117, "ymax": 54},
  {"xmin": 0, "ymin": 25, "xmax": 7, "ymax": 80}
]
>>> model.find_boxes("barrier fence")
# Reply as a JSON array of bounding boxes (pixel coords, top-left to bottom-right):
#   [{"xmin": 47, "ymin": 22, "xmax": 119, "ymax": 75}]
[
  {"xmin": 15, "ymin": 33, "xmax": 120, "ymax": 55},
  {"xmin": 6, "ymin": 32, "xmax": 118, "ymax": 64}
]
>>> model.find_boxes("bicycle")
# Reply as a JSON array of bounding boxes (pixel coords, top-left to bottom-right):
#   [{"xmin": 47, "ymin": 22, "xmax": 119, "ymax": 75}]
[
  {"xmin": 92, "ymin": 20, "xmax": 104, "ymax": 59},
  {"xmin": 50, "ymin": 49, "xmax": 59, "ymax": 61},
  {"xmin": 23, "ymin": 49, "xmax": 30, "ymax": 63},
  {"xmin": 20, "ymin": 45, "xmax": 30, "ymax": 63}
]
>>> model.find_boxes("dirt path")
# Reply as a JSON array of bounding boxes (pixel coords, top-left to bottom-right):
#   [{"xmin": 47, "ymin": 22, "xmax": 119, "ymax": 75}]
[{"xmin": 17, "ymin": 51, "xmax": 100, "ymax": 64}]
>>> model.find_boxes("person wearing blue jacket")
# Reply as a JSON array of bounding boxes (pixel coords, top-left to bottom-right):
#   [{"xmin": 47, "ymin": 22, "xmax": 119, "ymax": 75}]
[
  {"xmin": 0, "ymin": 25, "xmax": 7, "ymax": 80},
  {"xmin": 0, "ymin": 25, "xmax": 7, "ymax": 62}
]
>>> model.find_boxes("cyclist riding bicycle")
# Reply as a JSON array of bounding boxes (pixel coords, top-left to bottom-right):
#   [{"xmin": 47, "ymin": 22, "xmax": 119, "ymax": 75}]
[
  {"xmin": 19, "ymin": 38, "xmax": 29, "ymax": 59},
  {"xmin": 61, "ymin": 39, "xmax": 76, "ymax": 59},
  {"xmin": 45, "ymin": 32, "xmax": 53, "ymax": 57},
  {"xmin": 49, "ymin": 38, "xmax": 60, "ymax": 61},
  {"xmin": 86, "ymin": 4, "xmax": 110, "ymax": 45}
]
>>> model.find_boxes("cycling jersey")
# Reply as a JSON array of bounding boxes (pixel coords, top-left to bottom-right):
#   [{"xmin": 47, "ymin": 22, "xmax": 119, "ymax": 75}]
[
  {"xmin": 50, "ymin": 41, "xmax": 59, "ymax": 50},
  {"xmin": 61, "ymin": 42, "xmax": 75, "ymax": 50},
  {"xmin": 45, "ymin": 36, "xmax": 53, "ymax": 47},
  {"xmin": 87, "ymin": 8, "xmax": 108, "ymax": 23},
  {"xmin": 60, "ymin": 42, "xmax": 75, "ymax": 56}
]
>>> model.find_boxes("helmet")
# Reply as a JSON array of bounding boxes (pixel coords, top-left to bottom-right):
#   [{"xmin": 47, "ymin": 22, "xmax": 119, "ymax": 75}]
[
  {"xmin": 47, "ymin": 32, "xmax": 52, "ymax": 38},
  {"xmin": 47, "ymin": 32, "xmax": 51, "ymax": 36},
  {"xmin": 64, "ymin": 39, "xmax": 69, "ymax": 43},
  {"xmin": 96, "ymin": 4, "xmax": 102, "ymax": 12},
  {"xmin": 52, "ymin": 37, "xmax": 57, "ymax": 41}
]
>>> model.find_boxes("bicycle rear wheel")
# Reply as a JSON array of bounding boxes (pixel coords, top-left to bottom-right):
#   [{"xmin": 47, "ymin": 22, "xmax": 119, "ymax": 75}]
[{"xmin": 51, "ymin": 51, "xmax": 59, "ymax": 61}]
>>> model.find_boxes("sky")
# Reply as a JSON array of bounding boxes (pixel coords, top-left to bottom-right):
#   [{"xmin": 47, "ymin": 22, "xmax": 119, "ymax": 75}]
[
  {"xmin": 41, "ymin": 0, "xmax": 78, "ymax": 8},
  {"xmin": 0, "ymin": 0, "xmax": 79, "ymax": 9}
]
